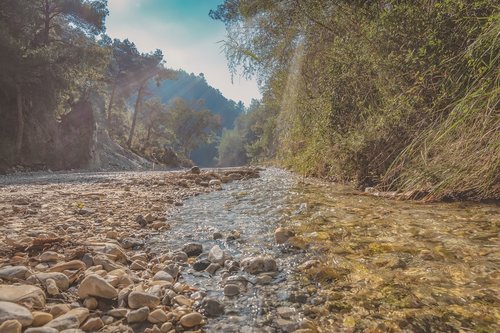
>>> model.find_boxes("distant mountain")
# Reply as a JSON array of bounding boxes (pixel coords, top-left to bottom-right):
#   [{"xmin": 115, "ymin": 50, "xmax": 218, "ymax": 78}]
[{"xmin": 150, "ymin": 70, "xmax": 245, "ymax": 166}]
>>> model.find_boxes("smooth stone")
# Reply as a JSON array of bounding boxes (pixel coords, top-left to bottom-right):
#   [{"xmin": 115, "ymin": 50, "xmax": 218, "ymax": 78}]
[
  {"xmin": 130, "ymin": 260, "xmax": 147, "ymax": 270},
  {"xmin": 99, "ymin": 243, "xmax": 128, "ymax": 262},
  {"xmin": 127, "ymin": 292, "xmax": 160, "ymax": 309},
  {"xmin": 44, "ymin": 308, "xmax": 89, "ymax": 330},
  {"xmin": 160, "ymin": 322, "xmax": 173, "ymax": 332},
  {"xmin": 45, "ymin": 279, "xmax": 59, "ymax": 296},
  {"xmin": 223, "ymin": 284, "xmax": 239, "ymax": 297},
  {"xmin": 0, "ymin": 301, "xmax": 33, "ymax": 326},
  {"xmin": 78, "ymin": 275, "xmax": 118, "ymax": 299},
  {"xmin": 80, "ymin": 317, "xmax": 104, "ymax": 331},
  {"xmin": 192, "ymin": 259, "xmax": 210, "ymax": 271},
  {"xmin": 208, "ymin": 179, "xmax": 221, "ymax": 186},
  {"xmin": 277, "ymin": 306, "xmax": 296, "ymax": 319},
  {"xmin": 83, "ymin": 297, "xmax": 98, "ymax": 310},
  {"xmin": 39, "ymin": 252, "xmax": 59, "ymax": 262},
  {"xmin": 93, "ymin": 255, "xmax": 121, "ymax": 272},
  {"xmin": 49, "ymin": 304, "xmax": 70, "ymax": 318},
  {"xmin": 212, "ymin": 232, "xmax": 223, "ymax": 240},
  {"xmin": 126, "ymin": 307, "xmax": 149, "ymax": 323},
  {"xmin": 173, "ymin": 295, "xmax": 192, "ymax": 307},
  {"xmin": 31, "ymin": 312, "xmax": 53, "ymax": 327},
  {"xmin": 208, "ymin": 245, "xmax": 225, "ymax": 264},
  {"xmin": 27, "ymin": 272, "xmax": 69, "ymax": 290},
  {"xmin": 107, "ymin": 308, "xmax": 128, "ymax": 318},
  {"xmin": 25, "ymin": 328, "xmax": 59, "ymax": 333},
  {"xmin": 179, "ymin": 312, "xmax": 203, "ymax": 328},
  {"xmin": 241, "ymin": 257, "xmax": 277, "ymax": 274},
  {"xmin": 101, "ymin": 315, "xmax": 114, "ymax": 325},
  {"xmin": 60, "ymin": 330, "xmax": 85, "ymax": 333},
  {"xmin": 47, "ymin": 260, "xmax": 85, "ymax": 273},
  {"xmin": 0, "ymin": 320, "xmax": 21, "ymax": 333},
  {"xmin": 274, "ymin": 227, "xmax": 295, "ymax": 244},
  {"xmin": 152, "ymin": 271, "xmax": 173, "ymax": 282},
  {"xmin": 201, "ymin": 298, "xmax": 224, "ymax": 317},
  {"xmin": 0, "ymin": 267, "xmax": 29, "ymax": 281},
  {"xmin": 147, "ymin": 309, "xmax": 168, "ymax": 324},
  {"xmin": 205, "ymin": 263, "xmax": 221, "ymax": 275},
  {"xmin": 181, "ymin": 243, "xmax": 203, "ymax": 257}
]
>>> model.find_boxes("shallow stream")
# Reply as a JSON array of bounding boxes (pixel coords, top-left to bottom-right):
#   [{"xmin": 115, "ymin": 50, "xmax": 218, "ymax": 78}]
[{"xmin": 150, "ymin": 169, "xmax": 499, "ymax": 332}]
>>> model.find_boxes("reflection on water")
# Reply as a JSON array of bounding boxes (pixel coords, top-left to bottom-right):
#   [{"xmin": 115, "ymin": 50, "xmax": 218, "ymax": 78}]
[{"xmin": 288, "ymin": 177, "xmax": 499, "ymax": 332}]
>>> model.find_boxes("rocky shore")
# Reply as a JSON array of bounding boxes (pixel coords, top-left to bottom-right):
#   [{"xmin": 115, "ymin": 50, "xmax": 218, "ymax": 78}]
[{"xmin": 0, "ymin": 167, "xmax": 276, "ymax": 333}]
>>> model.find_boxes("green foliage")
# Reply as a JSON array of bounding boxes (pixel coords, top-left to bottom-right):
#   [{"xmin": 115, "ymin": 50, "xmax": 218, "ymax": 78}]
[{"xmin": 212, "ymin": 0, "xmax": 499, "ymax": 200}]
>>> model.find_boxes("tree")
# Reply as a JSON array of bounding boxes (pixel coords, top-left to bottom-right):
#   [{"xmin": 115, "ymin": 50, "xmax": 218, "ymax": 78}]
[
  {"xmin": 126, "ymin": 49, "xmax": 176, "ymax": 148},
  {"xmin": 166, "ymin": 98, "xmax": 221, "ymax": 157}
]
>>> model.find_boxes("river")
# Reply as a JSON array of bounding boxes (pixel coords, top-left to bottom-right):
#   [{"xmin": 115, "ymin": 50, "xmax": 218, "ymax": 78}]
[{"xmin": 148, "ymin": 168, "xmax": 499, "ymax": 332}]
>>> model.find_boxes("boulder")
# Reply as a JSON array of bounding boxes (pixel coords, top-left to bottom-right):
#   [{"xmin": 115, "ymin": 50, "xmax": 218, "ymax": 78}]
[
  {"xmin": 0, "ymin": 285, "xmax": 45, "ymax": 309},
  {"xmin": 78, "ymin": 275, "xmax": 118, "ymax": 299}
]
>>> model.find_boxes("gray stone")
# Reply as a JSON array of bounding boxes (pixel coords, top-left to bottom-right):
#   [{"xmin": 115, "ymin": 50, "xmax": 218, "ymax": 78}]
[
  {"xmin": 0, "ymin": 301, "xmax": 33, "ymax": 326},
  {"xmin": 126, "ymin": 307, "xmax": 149, "ymax": 323},
  {"xmin": 208, "ymin": 245, "xmax": 225, "ymax": 264},
  {"xmin": 0, "ymin": 266, "xmax": 29, "ymax": 281},
  {"xmin": 201, "ymin": 298, "xmax": 224, "ymax": 317},
  {"xmin": 25, "ymin": 328, "xmax": 59, "ymax": 333},
  {"xmin": 205, "ymin": 263, "xmax": 221, "ymax": 275},
  {"xmin": 223, "ymin": 284, "xmax": 239, "ymax": 297},
  {"xmin": 193, "ymin": 259, "xmax": 210, "ymax": 271},
  {"xmin": 181, "ymin": 243, "xmax": 203, "ymax": 257}
]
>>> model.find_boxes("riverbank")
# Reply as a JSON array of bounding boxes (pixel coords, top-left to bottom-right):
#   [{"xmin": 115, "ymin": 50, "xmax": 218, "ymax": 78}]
[{"xmin": 0, "ymin": 168, "xmax": 261, "ymax": 333}]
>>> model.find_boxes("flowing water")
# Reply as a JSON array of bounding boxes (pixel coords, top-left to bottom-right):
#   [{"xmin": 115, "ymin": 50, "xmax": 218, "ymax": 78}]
[{"xmin": 150, "ymin": 169, "xmax": 499, "ymax": 333}]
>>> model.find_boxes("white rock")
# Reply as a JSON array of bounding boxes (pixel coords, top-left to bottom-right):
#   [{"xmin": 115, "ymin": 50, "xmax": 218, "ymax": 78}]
[{"xmin": 208, "ymin": 245, "xmax": 225, "ymax": 264}]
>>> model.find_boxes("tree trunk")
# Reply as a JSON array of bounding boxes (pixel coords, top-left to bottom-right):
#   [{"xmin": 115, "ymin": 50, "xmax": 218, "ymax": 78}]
[
  {"xmin": 146, "ymin": 125, "xmax": 152, "ymax": 145},
  {"xmin": 43, "ymin": 0, "xmax": 51, "ymax": 44},
  {"xmin": 15, "ymin": 81, "xmax": 24, "ymax": 157},
  {"xmin": 107, "ymin": 83, "xmax": 116, "ymax": 125},
  {"xmin": 127, "ymin": 83, "xmax": 145, "ymax": 148}
]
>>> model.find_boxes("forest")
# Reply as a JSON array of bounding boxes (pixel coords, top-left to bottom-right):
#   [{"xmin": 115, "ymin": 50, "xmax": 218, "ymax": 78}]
[
  {"xmin": 0, "ymin": 0, "xmax": 498, "ymax": 200},
  {"xmin": 214, "ymin": 0, "xmax": 499, "ymax": 201},
  {"xmin": 0, "ymin": 0, "xmax": 243, "ymax": 172}
]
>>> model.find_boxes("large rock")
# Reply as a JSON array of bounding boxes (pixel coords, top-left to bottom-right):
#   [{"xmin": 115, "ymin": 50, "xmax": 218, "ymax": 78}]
[
  {"xmin": 44, "ymin": 308, "xmax": 89, "ymax": 331},
  {"xmin": 0, "ymin": 301, "xmax": 33, "ymax": 326},
  {"xmin": 78, "ymin": 275, "xmax": 118, "ymax": 299},
  {"xmin": 241, "ymin": 257, "xmax": 277, "ymax": 274},
  {"xmin": 126, "ymin": 307, "xmax": 149, "ymax": 323},
  {"xmin": 27, "ymin": 272, "xmax": 69, "ymax": 290},
  {"xmin": 31, "ymin": 312, "xmax": 53, "ymax": 327},
  {"xmin": 201, "ymin": 298, "xmax": 224, "ymax": 317},
  {"xmin": 127, "ymin": 292, "xmax": 160, "ymax": 309},
  {"xmin": 0, "ymin": 267, "xmax": 29, "ymax": 281},
  {"xmin": 0, "ymin": 285, "xmax": 46, "ymax": 309},
  {"xmin": 93, "ymin": 255, "xmax": 122, "ymax": 272}
]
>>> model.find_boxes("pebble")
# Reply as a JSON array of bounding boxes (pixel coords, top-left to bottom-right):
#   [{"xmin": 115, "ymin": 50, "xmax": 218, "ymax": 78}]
[
  {"xmin": 31, "ymin": 312, "xmax": 53, "ymax": 327},
  {"xmin": 39, "ymin": 252, "xmax": 60, "ymax": 263},
  {"xmin": 127, "ymin": 291, "xmax": 160, "ymax": 309},
  {"xmin": 47, "ymin": 260, "xmax": 86, "ymax": 272},
  {"xmin": 182, "ymin": 243, "xmax": 203, "ymax": 257},
  {"xmin": 201, "ymin": 298, "xmax": 224, "ymax": 317},
  {"xmin": 0, "ymin": 285, "xmax": 46, "ymax": 309},
  {"xmin": 223, "ymin": 284, "xmax": 240, "ymax": 297},
  {"xmin": 193, "ymin": 259, "xmax": 210, "ymax": 271},
  {"xmin": 126, "ymin": 307, "xmax": 149, "ymax": 323},
  {"xmin": 82, "ymin": 297, "xmax": 98, "ymax": 310},
  {"xmin": 49, "ymin": 304, "xmax": 70, "ymax": 318},
  {"xmin": 45, "ymin": 279, "xmax": 59, "ymax": 296},
  {"xmin": 107, "ymin": 308, "xmax": 128, "ymax": 318},
  {"xmin": 0, "ymin": 301, "xmax": 33, "ymax": 327},
  {"xmin": 78, "ymin": 275, "xmax": 118, "ymax": 299},
  {"xmin": 27, "ymin": 272, "xmax": 69, "ymax": 290},
  {"xmin": 24, "ymin": 328, "xmax": 59, "ymax": 333},
  {"xmin": 274, "ymin": 227, "xmax": 295, "ymax": 244},
  {"xmin": 152, "ymin": 271, "xmax": 173, "ymax": 282},
  {"xmin": 45, "ymin": 308, "xmax": 89, "ymax": 330},
  {"xmin": 241, "ymin": 256, "xmax": 278, "ymax": 274},
  {"xmin": 0, "ymin": 320, "xmax": 22, "ymax": 333},
  {"xmin": 147, "ymin": 309, "xmax": 168, "ymax": 323},
  {"xmin": 80, "ymin": 317, "xmax": 104, "ymax": 331},
  {"xmin": 0, "ymin": 266, "xmax": 29, "ymax": 281},
  {"xmin": 208, "ymin": 245, "xmax": 225, "ymax": 264},
  {"xmin": 179, "ymin": 312, "xmax": 203, "ymax": 328}
]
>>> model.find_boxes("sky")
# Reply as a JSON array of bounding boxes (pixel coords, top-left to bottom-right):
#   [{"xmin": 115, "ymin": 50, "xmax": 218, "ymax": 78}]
[{"xmin": 106, "ymin": 0, "xmax": 261, "ymax": 106}]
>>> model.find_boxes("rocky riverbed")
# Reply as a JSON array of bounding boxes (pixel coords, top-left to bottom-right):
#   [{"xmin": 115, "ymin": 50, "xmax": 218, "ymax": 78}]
[{"xmin": 1, "ymin": 167, "xmax": 305, "ymax": 333}]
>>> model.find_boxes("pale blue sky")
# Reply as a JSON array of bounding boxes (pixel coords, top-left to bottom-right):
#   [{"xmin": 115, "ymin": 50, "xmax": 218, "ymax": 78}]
[{"xmin": 106, "ymin": 0, "xmax": 261, "ymax": 106}]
